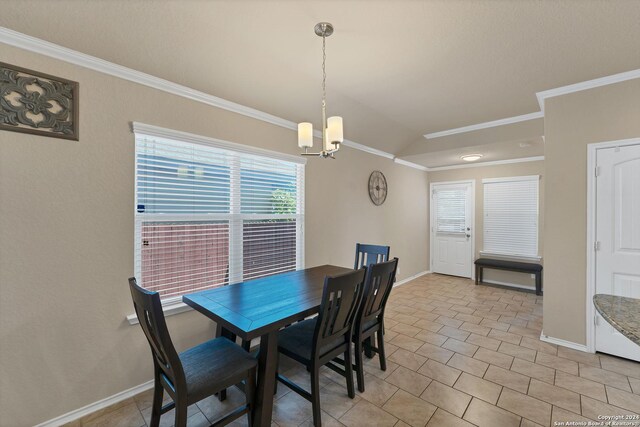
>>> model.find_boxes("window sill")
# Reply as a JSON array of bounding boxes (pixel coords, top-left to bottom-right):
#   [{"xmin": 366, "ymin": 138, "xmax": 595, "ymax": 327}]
[
  {"xmin": 126, "ymin": 300, "xmax": 193, "ymax": 325},
  {"xmin": 478, "ymin": 251, "xmax": 542, "ymax": 263}
]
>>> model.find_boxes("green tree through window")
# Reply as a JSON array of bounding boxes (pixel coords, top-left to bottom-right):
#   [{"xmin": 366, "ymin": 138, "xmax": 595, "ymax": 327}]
[{"xmin": 271, "ymin": 189, "xmax": 296, "ymax": 214}]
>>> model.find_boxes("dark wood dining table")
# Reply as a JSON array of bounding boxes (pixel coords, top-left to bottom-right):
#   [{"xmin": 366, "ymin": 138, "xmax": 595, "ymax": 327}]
[{"xmin": 182, "ymin": 264, "xmax": 352, "ymax": 427}]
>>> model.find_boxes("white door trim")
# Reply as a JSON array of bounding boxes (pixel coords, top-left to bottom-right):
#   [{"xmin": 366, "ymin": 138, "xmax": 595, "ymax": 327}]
[
  {"xmin": 585, "ymin": 137, "xmax": 640, "ymax": 353},
  {"xmin": 429, "ymin": 179, "xmax": 476, "ymax": 280}
]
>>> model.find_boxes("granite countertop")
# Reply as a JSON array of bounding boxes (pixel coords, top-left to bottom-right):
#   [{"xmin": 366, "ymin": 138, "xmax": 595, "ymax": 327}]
[{"xmin": 593, "ymin": 294, "xmax": 640, "ymax": 346}]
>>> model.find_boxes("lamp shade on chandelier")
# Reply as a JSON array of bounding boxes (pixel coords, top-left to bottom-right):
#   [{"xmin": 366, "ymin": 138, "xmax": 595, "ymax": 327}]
[{"xmin": 297, "ymin": 22, "xmax": 344, "ymax": 158}]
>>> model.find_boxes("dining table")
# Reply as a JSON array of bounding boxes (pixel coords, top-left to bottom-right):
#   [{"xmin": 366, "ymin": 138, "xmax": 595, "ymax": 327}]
[{"xmin": 182, "ymin": 264, "xmax": 353, "ymax": 427}]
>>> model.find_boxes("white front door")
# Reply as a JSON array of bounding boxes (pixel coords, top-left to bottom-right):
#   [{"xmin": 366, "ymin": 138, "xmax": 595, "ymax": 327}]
[
  {"xmin": 595, "ymin": 144, "xmax": 640, "ymax": 361},
  {"xmin": 431, "ymin": 182, "xmax": 473, "ymax": 278}
]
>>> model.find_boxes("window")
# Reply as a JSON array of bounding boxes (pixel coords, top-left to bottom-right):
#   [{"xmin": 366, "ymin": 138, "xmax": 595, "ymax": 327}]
[
  {"xmin": 134, "ymin": 124, "xmax": 305, "ymax": 302},
  {"xmin": 482, "ymin": 176, "xmax": 539, "ymax": 258},
  {"xmin": 435, "ymin": 187, "xmax": 467, "ymax": 234}
]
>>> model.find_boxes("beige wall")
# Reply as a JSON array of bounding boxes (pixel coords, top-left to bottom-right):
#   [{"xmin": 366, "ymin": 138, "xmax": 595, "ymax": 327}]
[
  {"xmin": 543, "ymin": 79, "xmax": 640, "ymax": 345},
  {"xmin": 427, "ymin": 161, "xmax": 545, "ymax": 289},
  {"xmin": 0, "ymin": 45, "xmax": 428, "ymax": 426}
]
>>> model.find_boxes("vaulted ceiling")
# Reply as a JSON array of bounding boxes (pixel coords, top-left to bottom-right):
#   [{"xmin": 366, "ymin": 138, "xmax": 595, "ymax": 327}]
[{"xmin": 1, "ymin": 0, "xmax": 639, "ymax": 167}]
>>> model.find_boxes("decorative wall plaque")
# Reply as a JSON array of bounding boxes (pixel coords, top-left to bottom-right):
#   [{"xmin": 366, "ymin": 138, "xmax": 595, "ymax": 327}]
[{"xmin": 0, "ymin": 62, "xmax": 78, "ymax": 140}]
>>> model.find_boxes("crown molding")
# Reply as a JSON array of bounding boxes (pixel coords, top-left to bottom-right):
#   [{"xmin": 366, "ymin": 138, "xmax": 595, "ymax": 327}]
[
  {"xmin": 393, "ymin": 157, "xmax": 429, "ymax": 171},
  {"xmin": 4, "ymin": 25, "xmax": 639, "ymax": 169},
  {"xmin": 424, "ymin": 69, "xmax": 640, "ymax": 138},
  {"xmin": 0, "ymin": 27, "xmax": 297, "ymax": 129},
  {"xmin": 342, "ymin": 139, "xmax": 394, "ymax": 159},
  {"xmin": 0, "ymin": 27, "xmax": 404, "ymax": 166},
  {"xmin": 536, "ymin": 69, "xmax": 640, "ymax": 112},
  {"xmin": 425, "ymin": 156, "xmax": 544, "ymax": 172},
  {"xmin": 424, "ymin": 112, "xmax": 543, "ymax": 140}
]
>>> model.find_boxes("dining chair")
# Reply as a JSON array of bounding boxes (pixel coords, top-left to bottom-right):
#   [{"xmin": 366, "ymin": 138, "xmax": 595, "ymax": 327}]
[
  {"xmin": 353, "ymin": 258, "xmax": 398, "ymax": 392},
  {"xmin": 354, "ymin": 243, "xmax": 390, "ymax": 269},
  {"xmin": 129, "ymin": 278, "xmax": 257, "ymax": 427},
  {"xmin": 276, "ymin": 268, "xmax": 366, "ymax": 427},
  {"xmin": 353, "ymin": 243, "xmax": 391, "ymax": 356}
]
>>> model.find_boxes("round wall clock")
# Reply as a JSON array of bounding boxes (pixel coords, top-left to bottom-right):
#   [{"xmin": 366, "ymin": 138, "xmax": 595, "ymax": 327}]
[{"xmin": 368, "ymin": 171, "xmax": 388, "ymax": 206}]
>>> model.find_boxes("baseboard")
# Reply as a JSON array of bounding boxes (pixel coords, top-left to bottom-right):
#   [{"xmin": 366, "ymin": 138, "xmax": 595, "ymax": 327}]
[
  {"xmin": 540, "ymin": 331, "xmax": 590, "ymax": 353},
  {"xmin": 394, "ymin": 270, "xmax": 430, "ymax": 287},
  {"xmin": 482, "ymin": 279, "xmax": 536, "ymax": 292},
  {"xmin": 34, "ymin": 380, "xmax": 154, "ymax": 427}
]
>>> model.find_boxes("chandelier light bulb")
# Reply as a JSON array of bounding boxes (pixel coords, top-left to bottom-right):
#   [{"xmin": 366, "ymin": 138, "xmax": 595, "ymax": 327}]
[
  {"xmin": 298, "ymin": 122, "xmax": 313, "ymax": 148},
  {"xmin": 327, "ymin": 116, "xmax": 343, "ymax": 144}
]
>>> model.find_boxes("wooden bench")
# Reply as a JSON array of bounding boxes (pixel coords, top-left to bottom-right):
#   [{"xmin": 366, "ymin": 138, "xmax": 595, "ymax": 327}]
[{"xmin": 474, "ymin": 258, "xmax": 543, "ymax": 295}]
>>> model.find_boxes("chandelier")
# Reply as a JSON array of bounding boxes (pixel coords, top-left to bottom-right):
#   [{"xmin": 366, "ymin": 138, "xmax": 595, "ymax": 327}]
[{"xmin": 298, "ymin": 22, "xmax": 344, "ymax": 158}]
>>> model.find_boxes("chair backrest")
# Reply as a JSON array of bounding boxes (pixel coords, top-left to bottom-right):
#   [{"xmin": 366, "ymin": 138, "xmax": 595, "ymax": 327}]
[
  {"xmin": 356, "ymin": 258, "xmax": 398, "ymax": 334},
  {"xmin": 128, "ymin": 278, "xmax": 185, "ymax": 391},
  {"xmin": 313, "ymin": 268, "xmax": 366, "ymax": 358},
  {"xmin": 354, "ymin": 243, "xmax": 390, "ymax": 270}
]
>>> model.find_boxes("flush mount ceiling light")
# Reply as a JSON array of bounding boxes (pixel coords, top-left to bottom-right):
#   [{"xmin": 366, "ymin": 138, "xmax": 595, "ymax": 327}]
[
  {"xmin": 461, "ymin": 154, "xmax": 483, "ymax": 162},
  {"xmin": 297, "ymin": 22, "xmax": 343, "ymax": 158}
]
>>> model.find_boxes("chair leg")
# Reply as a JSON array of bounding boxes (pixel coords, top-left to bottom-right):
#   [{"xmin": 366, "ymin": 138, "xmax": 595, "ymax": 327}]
[
  {"xmin": 173, "ymin": 400, "xmax": 188, "ymax": 427},
  {"xmin": 354, "ymin": 340, "xmax": 365, "ymax": 393},
  {"xmin": 149, "ymin": 378, "xmax": 163, "ymax": 427},
  {"xmin": 274, "ymin": 353, "xmax": 279, "ymax": 395},
  {"xmin": 217, "ymin": 389, "xmax": 227, "ymax": 402},
  {"xmin": 377, "ymin": 328, "xmax": 387, "ymax": 371},
  {"xmin": 310, "ymin": 362, "xmax": 322, "ymax": 427},
  {"xmin": 344, "ymin": 346, "xmax": 356, "ymax": 399},
  {"xmin": 246, "ymin": 367, "xmax": 256, "ymax": 427}
]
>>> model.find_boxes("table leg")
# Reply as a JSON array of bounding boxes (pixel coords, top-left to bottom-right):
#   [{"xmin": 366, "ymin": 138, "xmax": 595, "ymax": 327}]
[
  {"xmin": 535, "ymin": 272, "xmax": 542, "ymax": 296},
  {"xmin": 364, "ymin": 337, "xmax": 374, "ymax": 358},
  {"xmin": 252, "ymin": 331, "xmax": 278, "ymax": 427},
  {"xmin": 216, "ymin": 324, "xmax": 237, "ymax": 341}
]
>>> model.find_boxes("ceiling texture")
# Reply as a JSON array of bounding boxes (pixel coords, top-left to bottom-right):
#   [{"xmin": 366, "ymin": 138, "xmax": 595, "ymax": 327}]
[{"xmin": 1, "ymin": 0, "xmax": 639, "ymax": 167}]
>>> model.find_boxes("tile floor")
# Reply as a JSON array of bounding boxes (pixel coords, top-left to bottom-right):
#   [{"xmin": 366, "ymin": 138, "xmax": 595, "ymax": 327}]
[{"xmin": 66, "ymin": 274, "xmax": 640, "ymax": 427}]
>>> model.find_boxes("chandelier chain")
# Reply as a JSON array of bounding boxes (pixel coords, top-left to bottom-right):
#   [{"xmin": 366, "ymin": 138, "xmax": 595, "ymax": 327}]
[{"xmin": 322, "ymin": 33, "xmax": 326, "ymax": 106}]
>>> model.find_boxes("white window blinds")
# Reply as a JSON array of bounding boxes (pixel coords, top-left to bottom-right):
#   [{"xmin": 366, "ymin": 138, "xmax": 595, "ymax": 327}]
[
  {"xmin": 435, "ymin": 188, "xmax": 467, "ymax": 233},
  {"xmin": 483, "ymin": 176, "xmax": 539, "ymax": 258},
  {"xmin": 134, "ymin": 127, "xmax": 305, "ymax": 301}
]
